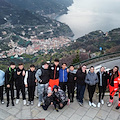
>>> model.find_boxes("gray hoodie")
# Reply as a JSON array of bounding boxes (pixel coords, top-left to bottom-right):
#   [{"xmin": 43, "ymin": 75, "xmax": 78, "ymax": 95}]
[{"xmin": 85, "ymin": 71, "xmax": 98, "ymax": 85}]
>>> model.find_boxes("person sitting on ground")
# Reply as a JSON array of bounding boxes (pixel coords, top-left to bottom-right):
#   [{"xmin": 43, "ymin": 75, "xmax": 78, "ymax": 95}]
[
  {"xmin": 52, "ymin": 85, "xmax": 69, "ymax": 112},
  {"xmin": 41, "ymin": 87, "xmax": 53, "ymax": 111}
]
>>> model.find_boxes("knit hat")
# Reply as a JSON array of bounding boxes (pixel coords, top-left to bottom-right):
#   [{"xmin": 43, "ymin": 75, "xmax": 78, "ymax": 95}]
[{"xmin": 47, "ymin": 87, "xmax": 52, "ymax": 94}]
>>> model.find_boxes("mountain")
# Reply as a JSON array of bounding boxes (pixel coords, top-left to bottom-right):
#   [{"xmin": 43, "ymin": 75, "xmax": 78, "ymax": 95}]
[
  {"xmin": 5, "ymin": 0, "xmax": 73, "ymax": 16},
  {"xmin": 0, "ymin": 0, "xmax": 73, "ymax": 52}
]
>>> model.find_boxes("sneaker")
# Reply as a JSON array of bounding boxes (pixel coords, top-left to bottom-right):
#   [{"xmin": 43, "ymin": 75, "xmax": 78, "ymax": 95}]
[
  {"xmin": 91, "ymin": 103, "xmax": 96, "ymax": 107},
  {"xmin": 55, "ymin": 108, "xmax": 59, "ymax": 112},
  {"xmin": 116, "ymin": 106, "xmax": 120, "ymax": 110},
  {"xmin": 79, "ymin": 102, "xmax": 83, "ymax": 107},
  {"xmin": 38, "ymin": 102, "xmax": 42, "ymax": 107},
  {"xmin": 107, "ymin": 102, "xmax": 112, "ymax": 107},
  {"xmin": 31, "ymin": 101, "xmax": 34, "ymax": 105},
  {"xmin": 27, "ymin": 101, "xmax": 30, "ymax": 106},
  {"xmin": 6, "ymin": 102, "xmax": 9, "ymax": 107},
  {"xmin": 16, "ymin": 99, "xmax": 19, "ymax": 104},
  {"xmin": 97, "ymin": 102, "xmax": 101, "ymax": 107},
  {"xmin": 67, "ymin": 99, "xmax": 70, "ymax": 105},
  {"xmin": 89, "ymin": 101, "xmax": 92, "ymax": 106},
  {"xmin": 23, "ymin": 100, "xmax": 26, "ymax": 105},
  {"xmin": 1, "ymin": 101, "xmax": 4, "ymax": 104},
  {"xmin": 101, "ymin": 99, "xmax": 104, "ymax": 105}
]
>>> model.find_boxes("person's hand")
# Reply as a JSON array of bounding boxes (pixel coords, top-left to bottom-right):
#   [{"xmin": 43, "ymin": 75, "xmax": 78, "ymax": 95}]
[
  {"xmin": 25, "ymin": 84, "xmax": 28, "ymax": 87},
  {"xmin": 7, "ymin": 84, "xmax": 10, "ymax": 88},
  {"xmin": 60, "ymin": 103, "xmax": 63, "ymax": 107},
  {"xmin": 17, "ymin": 71, "xmax": 21, "ymax": 75},
  {"xmin": 51, "ymin": 102, "xmax": 53, "ymax": 105},
  {"xmin": 40, "ymin": 80, "xmax": 42, "ymax": 83},
  {"xmin": 22, "ymin": 70, "xmax": 25, "ymax": 76},
  {"xmin": 35, "ymin": 79, "xmax": 37, "ymax": 83}
]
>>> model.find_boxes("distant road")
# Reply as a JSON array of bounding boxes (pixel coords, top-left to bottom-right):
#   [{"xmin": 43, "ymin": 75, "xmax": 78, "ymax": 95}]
[{"xmin": 87, "ymin": 56, "xmax": 120, "ymax": 71}]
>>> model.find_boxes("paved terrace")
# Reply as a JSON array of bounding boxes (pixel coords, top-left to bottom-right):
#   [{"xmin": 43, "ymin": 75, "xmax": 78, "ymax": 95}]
[
  {"xmin": 0, "ymin": 57, "xmax": 120, "ymax": 120},
  {"xmin": 0, "ymin": 91, "xmax": 120, "ymax": 120}
]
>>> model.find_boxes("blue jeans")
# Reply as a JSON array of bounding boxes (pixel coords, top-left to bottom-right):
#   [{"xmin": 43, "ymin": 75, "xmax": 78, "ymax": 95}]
[{"xmin": 77, "ymin": 84, "xmax": 86, "ymax": 103}]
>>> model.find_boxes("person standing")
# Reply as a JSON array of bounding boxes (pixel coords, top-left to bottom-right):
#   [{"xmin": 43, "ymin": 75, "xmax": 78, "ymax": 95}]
[
  {"xmin": 0, "ymin": 69, "xmax": 5, "ymax": 104},
  {"xmin": 107, "ymin": 66, "xmax": 120, "ymax": 108},
  {"xmin": 85, "ymin": 66, "xmax": 98, "ymax": 107},
  {"xmin": 97, "ymin": 66, "xmax": 108, "ymax": 107},
  {"xmin": 59, "ymin": 63, "xmax": 69, "ymax": 92},
  {"xmin": 49, "ymin": 59, "xmax": 60, "ymax": 90},
  {"xmin": 35, "ymin": 62, "xmax": 50, "ymax": 107},
  {"xmin": 5, "ymin": 62, "xmax": 16, "ymax": 107},
  {"xmin": 76, "ymin": 64, "xmax": 87, "ymax": 106},
  {"xmin": 67, "ymin": 65, "xmax": 76, "ymax": 102},
  {"xmin": 24, "ymin": 64, "xmax": 37, "ymax": 106},
  {"xmin": 14, "ymin": 63, "xmax": 26, "ymax": 105}
]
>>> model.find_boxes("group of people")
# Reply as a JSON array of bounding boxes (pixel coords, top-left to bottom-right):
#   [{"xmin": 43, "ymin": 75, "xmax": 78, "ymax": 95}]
[{"xmin": 0, "ymin": 58, "xmax": 120, "ymax": 112}]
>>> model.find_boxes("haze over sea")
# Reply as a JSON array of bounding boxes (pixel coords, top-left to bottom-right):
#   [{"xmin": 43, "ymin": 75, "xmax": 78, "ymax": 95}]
[{"xmin": 57, "ymin": 0, "xmax": 120, "ymax": 39}]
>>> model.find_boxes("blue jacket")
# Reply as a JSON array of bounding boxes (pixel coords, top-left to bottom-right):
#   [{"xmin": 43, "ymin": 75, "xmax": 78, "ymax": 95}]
[
  {"xmin": 0, "ymin": 70, "xmax": 5, "ymax": 86},
  {"xmin": 59, "ymin": 68, "xmax": 68, "ymax": 82}
]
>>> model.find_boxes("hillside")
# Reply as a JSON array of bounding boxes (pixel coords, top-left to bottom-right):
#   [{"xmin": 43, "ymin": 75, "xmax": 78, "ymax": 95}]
[
  {"xmin": 0, "ymin": 0, "xmax": 73, "ymax": 53},
  {"xmin": 5, "ymin": 0, "xmax": 73, "ymax": 16}
]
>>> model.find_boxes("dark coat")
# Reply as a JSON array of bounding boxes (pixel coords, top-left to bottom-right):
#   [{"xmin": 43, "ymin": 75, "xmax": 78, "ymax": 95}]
[
  {"xmin": 5, "ymin": 67, "xmax": 16, "ymax": 88},
  {"xmin": 97, "ymin": 71, "xmax": 108, "ymax": 87},
  {"xmin": 76, "ymin": 68, "xmax": 86, "ymax": 85},
  {"xmin": 27, "ymin": 70, "xmax": 36, "ymax": 86},
  {"xmin": 49, "ymin": 64, "xmax": 60, "ymax": 79},
  {"xmin": 14, "ymin": 67, "xmax": 25, "ymax": 86}
]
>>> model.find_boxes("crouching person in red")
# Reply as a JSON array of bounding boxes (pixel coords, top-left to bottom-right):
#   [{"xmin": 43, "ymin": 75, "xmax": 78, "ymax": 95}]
[{"xmin": 107, "ymin": 66, "xmax": 120, "ymax": 109}]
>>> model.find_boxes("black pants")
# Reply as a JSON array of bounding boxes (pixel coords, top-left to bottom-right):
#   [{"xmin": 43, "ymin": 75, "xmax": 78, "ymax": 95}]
[
  {"xmin": 88, "ymin": 85, "xmax": 96, "ymax": 103},
  {"xmin": 53, "ymin": 100, "xmax": 67, "ymax": 109},
  {"xmin": 28, "ymin": 86, "xmax": 35, "ymax": 101},
  {"xmin": 98, "ymin": 86, "xmax": 106, "ymax": 102},
  {"xmin": 59, "ymin": 82, "xmax": 67, "ymax": 92},
  {"xmin": 16, "ymin": 85, "xmax": 26, "ymax": 100},
  {"xmin": 6, "ymin": 86, "xmax": 14, "ymax": 103},
  {"xmin": 67, "ymin": 83, "xmax": 75, "ymax": 100},
  {"xmin": 0, "ymin": 85, "xmax": 4, "ymax": 101}
]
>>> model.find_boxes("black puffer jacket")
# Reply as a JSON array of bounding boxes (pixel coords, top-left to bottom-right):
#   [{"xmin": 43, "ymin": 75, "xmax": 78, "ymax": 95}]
[
  {"xmin": 97, "ymin": 71, "xmax": 108, "ymax": 87},
  {"xmin": 14, "ymin": 67, "xmax": 25, "ymax": 86},
  {"xmin": 76, "ymin": 68, "xmax": 86, "ymax": 85}
]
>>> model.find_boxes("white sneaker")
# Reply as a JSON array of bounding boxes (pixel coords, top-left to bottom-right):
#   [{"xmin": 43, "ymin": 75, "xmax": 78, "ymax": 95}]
[
  {"xmin": 16, "ymin": 99, "xmax": 19, "ymax": 104},
  {"xmin": 23, "ymin": 100, "xmax": 26, "ymax": 105},
  {"xmin": 89, "ymin": 101, "xmax": 92, "ymax": 106},
  {"xmin": 1, "ymin": 101, "xmax": 4, "ymax": 104},
  {"xmin": 31, "ymin": 101, "xmax": 34, "ymax": 105},
  {"xmin": 101, "ymin": 99, "xmax": 104, "ymax": 105},
  {"xmin": 107, "ymin": 102, "xmax": 112, "ymax": 107},
  {"xmin": 38, "ymin": 102, "xmax": 41, "ymax": 107},
  {"xmin": 92, "ymin": 103, "xmax": 96, "ymax": 107},
  {"xmin": 97, "ymin": 102, "xmax": 101, "ymax": 107},
  {"xmin": 27, "ymin": 101, "xmax": 30, "ymax": 106}
]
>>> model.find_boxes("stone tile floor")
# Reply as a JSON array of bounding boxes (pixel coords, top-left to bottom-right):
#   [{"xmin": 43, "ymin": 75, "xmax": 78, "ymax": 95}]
[{"xmin": 0, "ymin": 93, "xmax": 120, "ymax": 120}]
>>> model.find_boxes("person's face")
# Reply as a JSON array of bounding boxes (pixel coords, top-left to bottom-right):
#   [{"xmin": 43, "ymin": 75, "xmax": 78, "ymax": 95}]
[
  {"xmin": 90, "ymin": 67, "xmax": 94, "ymax": 73},
  {"xmin": 10, "ymin": 65, "xmax": 15, "ymax": 69},
  {"xmin": 18, "ymin": 65, "xmax": 23, "ymax": 70},
  {"xmin": 54, "ymin": 61, "xmax": 59, "ymax": 66},
  {"xmin": 70, "ymin": 66, "xmax": 74, "ymax": 71},
  {"xmin": 113, "ymin": 67, "xmax": 118, "ymax": 73},
  {"xmin": 30, "ymin": 67, "xmax": 35, "ymax": 72},
  {"xmin": 100, "ymin": 67, "xmax": 105, "ymax": 72},
  {"xmin": 54, "ymin": 88, "xmax": 58, "ymax": 92},
  {"xmin": 62, "ymin": 64, "xmax": 67, "ymax": 70},
  {"xmin": 48, "ymin": 93, "xmax": 52, "ymax": 97},
  {"xmin": 44, "ymin": 64, "xmax": 49, "ymax": 69},
  {"xmin": 82, "ymin": 65, "xmax": 86, "ymax": 72}
]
